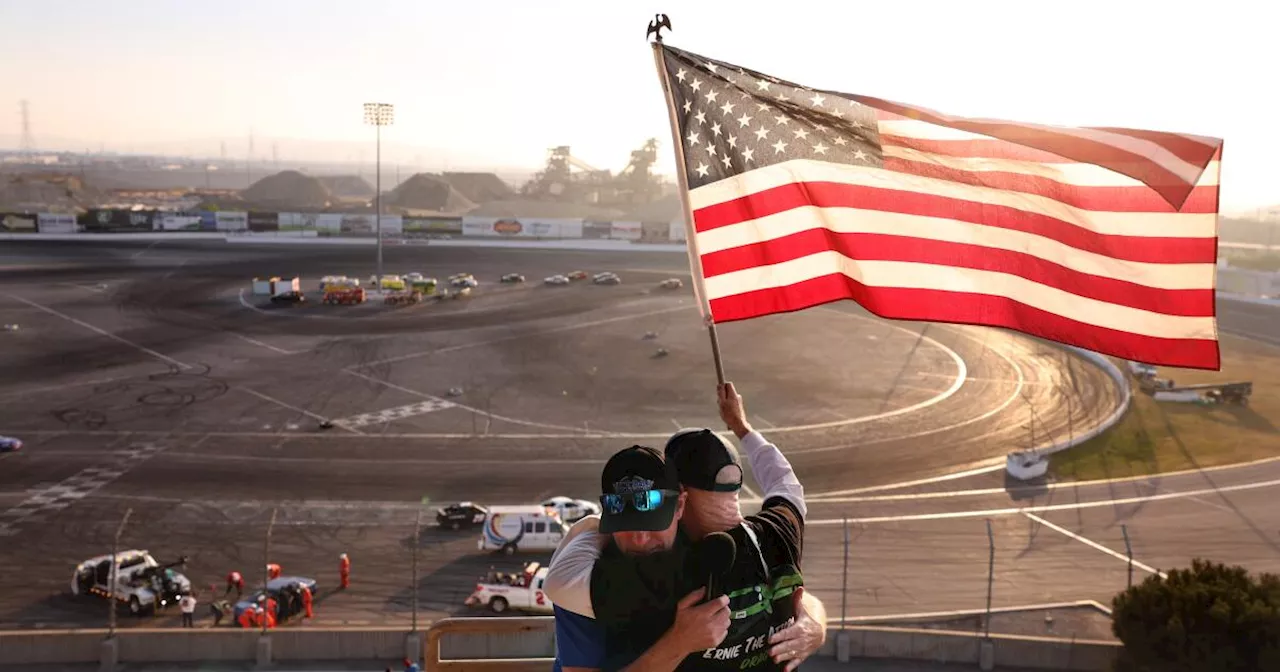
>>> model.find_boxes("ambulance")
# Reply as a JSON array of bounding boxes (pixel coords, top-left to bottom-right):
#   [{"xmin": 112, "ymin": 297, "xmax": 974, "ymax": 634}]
[{"xmin": 477, "ymin": 505, "xmax": 569, "ymax": 555}]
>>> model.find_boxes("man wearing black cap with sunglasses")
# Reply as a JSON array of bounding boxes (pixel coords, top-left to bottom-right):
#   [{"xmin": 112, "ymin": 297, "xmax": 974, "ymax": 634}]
[{"xmin": 548, "ymin": 383, "xmax": 823, "ymax": 672}]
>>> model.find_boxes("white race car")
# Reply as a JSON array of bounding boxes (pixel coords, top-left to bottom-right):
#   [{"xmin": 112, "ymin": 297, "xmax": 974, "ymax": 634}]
[
  {"xmin": 659, "ymin": 278, "xmax": 684, "ymax": 290},
  {"xmin": 450, "ymin": 273, "xmax": 479, "ymax": 289},
  {"xmin": 544, "ymin": 275, "xmax": 570, "ymax": 286},
  {"xmin": 540, "ymin": 496, "xmax": 601, "ymax": 523},
  {"xmin": 593, "ymin": 272, "xmax": 621, "ymax": 286}
]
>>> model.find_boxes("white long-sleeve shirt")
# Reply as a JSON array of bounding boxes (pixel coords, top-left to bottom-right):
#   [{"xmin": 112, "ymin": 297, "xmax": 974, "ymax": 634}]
[{"xmin": 544, "ymin": 430, "xmax": 804, "ymax": 618}]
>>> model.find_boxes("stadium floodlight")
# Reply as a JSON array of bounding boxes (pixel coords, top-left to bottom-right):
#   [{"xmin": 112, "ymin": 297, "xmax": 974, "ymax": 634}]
[{"xmin": 363, "ymin": 103, "xmax": 394, "ymax": 291}]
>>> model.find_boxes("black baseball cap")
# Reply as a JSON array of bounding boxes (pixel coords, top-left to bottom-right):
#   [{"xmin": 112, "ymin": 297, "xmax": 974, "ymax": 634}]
[
  {"xmin": 664, "ymin": 429, "xmax": 744, "ymax": 492},
  {"xmin": 598, "ymin": 445, "xmax": 681, "ymax": 534}
]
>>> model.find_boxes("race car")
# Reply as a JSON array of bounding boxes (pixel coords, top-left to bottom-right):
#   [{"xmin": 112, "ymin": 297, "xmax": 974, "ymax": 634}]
[
  {"xmin": 500, "ymin": 273, "xmax": 526, "ymax": 283},
  {"xmin": 540, "ymin": 496, "xmax": 600, "ymax": 523},
  {"xmin": 71, "ymin": 550, "xmax": 191, "ymax": 617},
  {"xmin": 405, "ymin": 272, "xmax": 426, "ymax": 283},
  {"xmin": 437, "ymin": 501, "xmax": 489, "ymax": 530},
  {"xmin": 0, "ymin": 436, "xmax": 22, "ymax": 453},
  {"xmin": 231, "ymin": 576, "xmax": 318, "ymax": 627},
  {"xmin": 593, "ymin": 272, "xmax": 621, "ymax": 286},
  {"xmin": 544, "ymin": 275, "xmax": 570, "ymax": 286},
  {"xmin": 270, "ymin": 290, "xmax": 306, "ymax": 305},
  {"xmin": 659, "ymin": 278, "xmax": 684, "ymax": 290},
  {"xmin": 567, "ymin": 270, "xmax": 589, "ymax": 281},
  {"xmin": 368, "ymin": 275, "xmax": 406, "ymax": 291},
  {"xmin": 450, "ymin": 273, "xmax": 479, "ymax": 289}
]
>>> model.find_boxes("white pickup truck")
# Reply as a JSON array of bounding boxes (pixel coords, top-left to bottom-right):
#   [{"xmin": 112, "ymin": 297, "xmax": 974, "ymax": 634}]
[{"xmin": 464, "ymin": 562, "xmax": 554, "ymax": 614}]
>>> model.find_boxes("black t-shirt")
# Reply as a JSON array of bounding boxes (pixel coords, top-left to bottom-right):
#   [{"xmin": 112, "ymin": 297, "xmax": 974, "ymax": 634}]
[{"xmin": 677, "ymin": 496, "xmax": 805, "ymax": 671}]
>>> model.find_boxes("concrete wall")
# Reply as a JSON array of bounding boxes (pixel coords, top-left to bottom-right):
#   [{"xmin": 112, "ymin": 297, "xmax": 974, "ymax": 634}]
[{"xmin": 0, "ymin": 624, "xmax": 1122, "ymax": 670}]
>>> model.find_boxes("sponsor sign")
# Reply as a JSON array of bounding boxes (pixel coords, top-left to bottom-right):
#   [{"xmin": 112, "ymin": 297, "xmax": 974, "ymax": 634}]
[
  {"xmin": 154, "ymin": 214, "xmax": 202, "ymax": 231},
  {"xmin": 215, "ymin": 211, "xmax": 248, "ymax": 231},
  {"xmin": 37, "ymin": 213, "xmax": 79, "ymax": 233},
  {"xmin": 341, "ymin": 213, "xmax": 375, "ymax": 234},
  {"xmin": 1, "ymin": 213, "xmax": 37, "ymax": 232},
  {"xmin": 403, "ymin": 217, "xmax": 463, "ymax": 233},
  {"xmin": 199, "ymin": 211, "xmax": 218, "ymax": 231},
  {"xmin": 610, "ymin": 221, "xmax": 642, "ymax": 241},
  {"xmin": 82, "ymin": 209, "xmax": 154, "ymax": 232},
  {"xmin": 314, "ymin": 214, "xmax": 343, "ymax": 232},
  {"xmin": 461, "ymin": 217, "xmax": 584, "ymax": 238},
  {"xmin": 248, "ymin": 211, "xmax": 279, "ymax": 232},
  {"xmin": 378, "ymin": 215, "xmax": 403, "ymax": 235},
  {"xmin": 640, "ymin": 221, "xmax": 671, "ymax": 243}
]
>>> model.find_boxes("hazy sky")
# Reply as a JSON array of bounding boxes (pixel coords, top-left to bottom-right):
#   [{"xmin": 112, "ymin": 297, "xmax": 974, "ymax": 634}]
[{"xmin": 1, "ymin": 0, "xmax": 1275, "ymax": 210}]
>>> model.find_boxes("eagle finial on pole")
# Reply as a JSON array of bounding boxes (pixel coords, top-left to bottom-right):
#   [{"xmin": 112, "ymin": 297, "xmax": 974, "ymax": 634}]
[{"xmin": 646, "ymin": 13, "xmax": 672, "ymax": 42}]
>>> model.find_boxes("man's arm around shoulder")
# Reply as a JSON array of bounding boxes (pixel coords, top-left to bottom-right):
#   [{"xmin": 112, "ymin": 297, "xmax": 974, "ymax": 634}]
[{"xmin": 546, "ymin": 515, "xmax": 606, "ymax": 619}]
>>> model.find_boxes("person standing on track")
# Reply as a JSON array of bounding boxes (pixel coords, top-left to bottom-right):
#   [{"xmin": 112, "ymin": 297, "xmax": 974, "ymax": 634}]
[
  {"xmin": 339, "ymin": 553, "xmax": 351, "ymax": 589},
  {"xmin": 300, "ymin": 582, "xmax": 314, "ymax": 620},
  {"xmin": 179, "ymin": 591, "xmax": 196, "ymax": 628},
  {"xmin": 267, "ymin": 563, "xmax": 282, "ymax": 580}
]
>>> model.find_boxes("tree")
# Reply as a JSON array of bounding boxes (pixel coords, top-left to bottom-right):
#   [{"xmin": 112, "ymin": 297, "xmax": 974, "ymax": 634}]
[{"xmin": 1111, "ymin": 558, "xmax": 1280, "ymax": 671}]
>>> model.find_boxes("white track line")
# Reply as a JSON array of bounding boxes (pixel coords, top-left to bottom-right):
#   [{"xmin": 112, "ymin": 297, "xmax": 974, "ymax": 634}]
[
  {"xmin": 238, "ymin": 388, "xmax": 363, "ymax": 435},
  {"xmin": 6, "ymin": 294, "xmax": 191, "ymax": 370},
  {"xmin": 805, "ymin": 477, "xmax": 1280, "ymax": 525},
  {"xmin": 226, "ymin": 331, "xmax": 302, "ymax": 356},
  {"xmin": 0, "ymin": 375, "xmax": 142, "ymax": 399},
  {"xmin": 1024, "ymin": 512, "xmax": 1166, "ymax": 578}
]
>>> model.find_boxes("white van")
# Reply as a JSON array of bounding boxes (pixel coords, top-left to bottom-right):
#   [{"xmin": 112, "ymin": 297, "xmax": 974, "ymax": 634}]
[{"xmin": 478, "ymin": 505, "xmax": 568, "ymax": 555}]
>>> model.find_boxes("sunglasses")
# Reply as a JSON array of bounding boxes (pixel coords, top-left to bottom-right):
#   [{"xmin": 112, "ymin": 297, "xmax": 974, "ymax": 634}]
[{"xmin": 600, "ymin": 489, "xmax": 680, "ymax": 515}]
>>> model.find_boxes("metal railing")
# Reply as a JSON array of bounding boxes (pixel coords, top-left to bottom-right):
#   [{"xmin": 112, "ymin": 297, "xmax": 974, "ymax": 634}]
[{"xmin": 424, "ymin": 616, "xmax": 555, "ymax": 671}]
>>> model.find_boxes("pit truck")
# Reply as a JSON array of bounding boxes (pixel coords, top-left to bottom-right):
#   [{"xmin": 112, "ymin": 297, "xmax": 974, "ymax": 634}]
[
  {"xmin": 464, "ymin": 562, "xmax": 554, "ymax": 614},
  {"xmin": 252, "ymin": 277, "xmax": 301, "ymax": 297},
  {"xmin": 71, "ymin": 550, "xmax": 192, "ymax": 616}
]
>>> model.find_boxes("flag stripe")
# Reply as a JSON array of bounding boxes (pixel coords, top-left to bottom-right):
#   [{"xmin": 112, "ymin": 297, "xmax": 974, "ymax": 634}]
[
  {"xmin": 1093, "ymin": 127, "xmax": 1222, "ymax": 167},
  {"xmin": 882, "ymin": 155, "xmax": 1220, "ymax": 213},
  {"xmin": 701, "ymin": 232, "xmax": 1213, "ymax": 317},
  {"xmin": 690, "ymin": 172, "xmax": 1216, "ymax": 264},
  {"xmin": 689, "ymin": 161, "xmax": 1217, "ymax": 239},
  {"xmin": 697, "ymin": 210, "xmax": 1216, "ymax": 294},
  {"xmin": 707, "ymin": 274, "xmax": 1219, "ymax": 370},
  {"xmin": 845, "ymin": 93, "xmax": 1215, "ymax": 209},
  {"xmin": 702, "ymin": 253, "xmax": 1216, "ymax": 340},
  {"xmin": 882, "ymin": 143, "xmax": 1222, "ymax": 189}
]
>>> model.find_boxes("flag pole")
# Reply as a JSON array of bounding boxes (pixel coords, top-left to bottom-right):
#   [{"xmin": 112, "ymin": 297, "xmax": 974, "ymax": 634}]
[{"xmin": 649, "ymin": 20, "xmax": 727, "ymax": 385}]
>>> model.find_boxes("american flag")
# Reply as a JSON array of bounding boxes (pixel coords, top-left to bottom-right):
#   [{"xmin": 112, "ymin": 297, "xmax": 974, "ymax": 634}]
[{"xmin": 656, "ymin": 44, "xmax": 1224, "ymax": 370}]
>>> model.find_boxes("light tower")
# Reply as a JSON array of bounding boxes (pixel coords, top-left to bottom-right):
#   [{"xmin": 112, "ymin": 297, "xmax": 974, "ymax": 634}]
[
  {"xmin": 19, "ymin": 100, "xmax": 35, "ymax": 159},
  {"xmin": 363, "ymin": 102, "xmax": 394, "ymax": 291}
]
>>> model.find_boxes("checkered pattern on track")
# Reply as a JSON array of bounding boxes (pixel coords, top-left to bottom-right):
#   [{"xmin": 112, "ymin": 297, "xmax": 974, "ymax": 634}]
[
  {"xmin": 332, "ymin": 398, "xmax": 457, "ymax": 429},
  {"xmin": 0, "ymin": 442, "xmax": 168, "ymax": 536}
]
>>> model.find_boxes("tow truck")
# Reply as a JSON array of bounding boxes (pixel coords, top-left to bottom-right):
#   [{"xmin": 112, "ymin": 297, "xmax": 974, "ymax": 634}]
[
  {"xmin": 464, "ymin": 562, "xmax": 553, "ymax": 615},
  {"xmin": 71, "ymin": 550, "xmax": 191, "ymax": 616}
]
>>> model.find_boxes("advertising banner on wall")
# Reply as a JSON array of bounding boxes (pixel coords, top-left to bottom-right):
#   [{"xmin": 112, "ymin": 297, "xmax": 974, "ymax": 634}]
[
  {"xmin": 581, "ymin": 221, "xmax": 612, "ymax": 239},
  {"xmin": 314, "ymin": 214, "xmax": 343, "ymax": 233},
  {"xmin": 154, "ymin": 214, "xmax": 202, "ymax": 231},
  {"xmin": 340, "ymin": 213, "xmax": 374, "ymax": 235},
  {"xmin": 37, "ymin": 213, "xmax": 79, "ymax": 233},
  {"xmin": 378, "ymin": 215, "xmax": 403, "ymax": 236},
  {"xmin": 82, "ymin": 209, "xmax": 154, "ymax": 232},
  {"xmin": 278, "ymin": 213, "xmax": 309, "ymax": 231},
  {"xmin": 215, "ymin": 211, "xmax": 248, "ymax": 231},
  {"xmin": 403, "ymin": 217, "xmax": 463, "ymax": 234},
  {"xmin": 461, "ymin": 216, "xmax": 583, "ymax": 238},
  {"xmin": 610, "ymin": 221, "xmax": 643, "ymax": 241},
  {"xmin": 668, "ymin": 220, "xmax": 687, "ymax": 242},
  {"xmin": 198, "ymin": 211, "xmax": 218, "ymax": 231},
  {"xmin": 1, "ymin": 213, "xmax": 37, "ymax": 232},
  {"xmin": 248, "ymin": 212, "xmax": 279, "ymax": 232},
  {"xmin": 639, "ymin": 221, "xmax": 671, "ymax": 243}
]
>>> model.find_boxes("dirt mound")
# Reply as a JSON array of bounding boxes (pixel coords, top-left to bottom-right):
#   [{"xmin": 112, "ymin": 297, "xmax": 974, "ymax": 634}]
[
  {"xmin": 242, "ymin": 171, "xmax": 331, "ymax": 209},
  {"xmin": 384, "ymin": 173, "xmax": 476, "ymax": 214},
  {"xmin": 315, "ymin": 175, "xmax": 374, "ymax": 200},
  {"xmin": 0, "ymin": 172, "xmax": 101, "ymax": 211},
  {"xmin": 440, "ymin": 172, "xmax": 514, "ymax": 204}
]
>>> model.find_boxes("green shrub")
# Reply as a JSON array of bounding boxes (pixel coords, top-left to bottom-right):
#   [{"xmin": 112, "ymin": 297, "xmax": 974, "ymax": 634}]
[{"xmin": 1111, "ymin": 558, "xmax": 1280, "ymax": 671}]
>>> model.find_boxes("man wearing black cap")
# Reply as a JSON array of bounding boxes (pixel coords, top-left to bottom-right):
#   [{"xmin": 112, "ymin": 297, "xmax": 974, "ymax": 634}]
[{"xmin": 549, "ymin": 383, "xmax": 823, "ymax": 672}]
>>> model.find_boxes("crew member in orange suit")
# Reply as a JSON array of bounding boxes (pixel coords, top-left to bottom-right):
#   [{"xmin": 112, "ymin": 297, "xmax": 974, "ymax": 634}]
[
  {"xmin": 237, "ymin": 605, "xmax": 256, "ymax": 629},
  {"xmin": 267, "ymin": 563, "xmax": 282, "ymax": 580},
  {"xmin": 225, "ymin": 571, "xmax": 244, "ymax": 598},
  {"xmin": 300, "ymin": 583, "xmax": 314, "ymax": 619},
  {"xmin": 264, "ymin": 596, "xmax": 279, "ymax": 628},
  {"xmin": 339, "ymin": 553, "xmax": 350, "ymax": 589}
]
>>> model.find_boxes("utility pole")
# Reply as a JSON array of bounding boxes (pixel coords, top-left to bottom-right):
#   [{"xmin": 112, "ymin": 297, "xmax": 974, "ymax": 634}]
[{"xmin": 19, "ymin": 100, "xmax": 35, "ymax": 159}]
